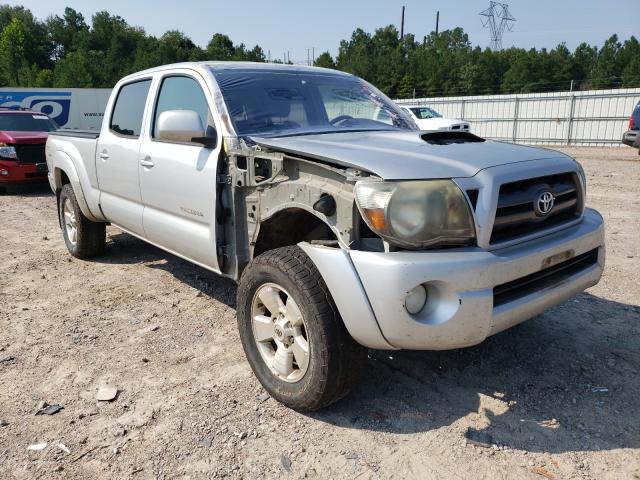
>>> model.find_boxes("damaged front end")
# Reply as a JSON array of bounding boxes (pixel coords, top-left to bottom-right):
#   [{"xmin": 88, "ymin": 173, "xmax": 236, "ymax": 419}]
[{"xmin": 215, "ymin": 136, "xmax": 386, "ymax": 281}]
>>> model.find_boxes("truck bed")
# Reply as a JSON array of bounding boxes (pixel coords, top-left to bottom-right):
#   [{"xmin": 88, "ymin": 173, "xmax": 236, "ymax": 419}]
[{"xmin": 49, "ymin": 129, "xmax": 100, "ymax": 140}]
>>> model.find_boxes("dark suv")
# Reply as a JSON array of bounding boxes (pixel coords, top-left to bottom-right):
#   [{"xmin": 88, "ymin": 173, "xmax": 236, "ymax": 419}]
[
  {"xmin": 622, "ymin": 101, "xmax": 640, "ymax": 154},
  {"xmin": 0, "ymin": 108, "xmax": 58, "ymax": 192}
]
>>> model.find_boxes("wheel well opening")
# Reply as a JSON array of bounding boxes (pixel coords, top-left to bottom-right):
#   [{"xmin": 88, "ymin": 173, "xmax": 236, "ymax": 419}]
[
  {"xmin": 57, "ymin": 169, "xmax": 70, "ymax": 189},
  {"xmin": 253, "ymin": 208, "xmax": 338, "ymax": 258},
  {"xmin": 55, "ymin": 170, "xmax": 71, "ymax": 227}
]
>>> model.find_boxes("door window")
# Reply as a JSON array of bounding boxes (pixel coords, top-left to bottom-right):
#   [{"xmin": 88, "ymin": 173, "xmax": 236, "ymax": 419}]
[
  {"xmin": 152, "ymin": 76, "xmax": 212, "ymax": 139},
  {"xmin": 109, "ymin": 79, "xmax": 152, "ymax": 138}
]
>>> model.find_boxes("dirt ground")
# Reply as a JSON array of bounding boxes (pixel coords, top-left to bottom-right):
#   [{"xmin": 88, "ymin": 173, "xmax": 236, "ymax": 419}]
[{"xmin": 0, "ymin": 146, "xmax": 639, "ymax": 480}]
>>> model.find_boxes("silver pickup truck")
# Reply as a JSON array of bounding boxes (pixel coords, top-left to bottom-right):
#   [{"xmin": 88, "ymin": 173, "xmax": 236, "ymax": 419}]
[{"xmin": 46, "ymin": 62, "xmax": 605, "ymax": 410}]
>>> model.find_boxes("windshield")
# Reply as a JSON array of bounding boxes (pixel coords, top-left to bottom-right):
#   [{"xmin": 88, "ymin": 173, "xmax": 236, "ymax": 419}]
[
  {"xmin": 0, "ymin": 112, "xmax": 57, "ymax": 132},
  {"xmin": 409, "ymin": 107, "xmax": 442, "ymax": 120},
  {"xmin": 212, "ymin": 68, "xmax": 416, "ymax": 137}
]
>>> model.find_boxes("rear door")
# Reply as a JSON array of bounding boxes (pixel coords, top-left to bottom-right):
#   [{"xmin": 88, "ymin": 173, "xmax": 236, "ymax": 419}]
[
  {"xmin": 138, "ymin": 71, "xmax": 221, "ymax": 271},
  {"xmin": 96, "ymin": 79, "xmax": 152, "ymax": 235}
]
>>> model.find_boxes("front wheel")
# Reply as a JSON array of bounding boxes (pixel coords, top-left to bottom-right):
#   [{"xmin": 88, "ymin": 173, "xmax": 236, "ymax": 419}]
[
  {"xmin": 237, "ymin": 246, "xmax": 366, "ymax": 411},
  {"xmin": 58, "ymin": 183, "xmax": 106, "ymax": 259}
]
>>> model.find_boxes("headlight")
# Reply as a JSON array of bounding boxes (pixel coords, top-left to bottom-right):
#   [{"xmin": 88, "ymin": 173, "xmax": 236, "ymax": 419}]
[
  {"xmin": 355, "ymin": 180, "xmax": 476, "ymax": 248},
  {"xmin": 0, "ymin": 143, "xmax": 17, "ymax": 160}
]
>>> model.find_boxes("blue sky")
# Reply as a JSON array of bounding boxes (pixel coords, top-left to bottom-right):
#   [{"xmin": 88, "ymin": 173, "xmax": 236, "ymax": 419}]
[{"xmin": 9, "ymin": 0, "xmax": 639, "ymax": 63}]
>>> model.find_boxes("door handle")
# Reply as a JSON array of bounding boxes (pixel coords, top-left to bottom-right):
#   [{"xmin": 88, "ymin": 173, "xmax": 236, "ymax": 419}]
[
  {"xmin": 99, "ymin": 152, "xmax": 109, "ymax": 160},
  {"xmin": 140, "ymin": 158, "xmax": 155, "ymax": 168}
]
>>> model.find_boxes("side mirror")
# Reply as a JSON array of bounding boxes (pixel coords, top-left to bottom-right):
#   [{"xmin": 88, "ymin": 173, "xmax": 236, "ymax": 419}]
[{"xmin": 156, "ymin": 110, "xmax": 217, "ymax": 148}]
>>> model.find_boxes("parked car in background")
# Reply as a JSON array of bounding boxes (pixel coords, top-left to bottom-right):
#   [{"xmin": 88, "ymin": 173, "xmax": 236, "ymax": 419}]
[
  {"xmin": 400, "ymin": 104, "xmax": 470, "ymax": 132},
  {"xmin": 622, "ymin": 100, "xmax": 640, "ymax": 154},
  {"xmin": 46, "ymin": 62, "xmax": 604, "ymax": 411},
  {"xmin": 0, "ymin": 108, "xmax": 57, "ymax": 192}
]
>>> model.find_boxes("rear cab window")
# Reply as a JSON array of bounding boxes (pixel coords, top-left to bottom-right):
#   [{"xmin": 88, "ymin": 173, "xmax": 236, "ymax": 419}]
[{"xmin": 109, "ymin": 80, "xmax": 152, "ymax": 138}]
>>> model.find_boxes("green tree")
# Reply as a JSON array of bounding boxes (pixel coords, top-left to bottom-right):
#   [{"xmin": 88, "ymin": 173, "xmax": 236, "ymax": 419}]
[
  {"xmin": 1, "ymin": 4, "xmax": 639, "ymax": 96},
  {"xmin": 336, "ymin": 28, "xmax": 374, "ymax": 80},
  {"xmin": 53, "ymin": 49, "xmax": 101, "ymax": 87},
  {"xmin": 397, "ymin": 74, "xmax": 414, "ymax": 98},
  {"xmin": 206, "ymin": 33, "xmax": 235, "ymax": 60},
  {"xmin": 572, "ymin": 42, "xmax": 597, "ymax": 89},
  {"xmin": 46, "ymin": 7, "xmax": 88, "ymax": 60},
  {"xmin": 620, "ymin": 37, "xmax": 640, "ymax": 87},
  {"xmin": 0, "ymin": 18, "xmax": 27, "ymax": 85},
  {"xmin": 591, "ymin": 34, "xmax": 622, "ymax": 89},
  {"xmin": 157, "ymin": 30, "xmax": 198, "ymax": 64},
  {"xmin": 314, "ymin": 51, "xmax": 335, "ymax": 69}
]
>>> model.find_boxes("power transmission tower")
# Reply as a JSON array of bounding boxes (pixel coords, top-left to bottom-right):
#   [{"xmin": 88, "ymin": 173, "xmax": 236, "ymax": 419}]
[{"xmin": 479, "ymin": 1, "xmax": 515, "ymax": 50}]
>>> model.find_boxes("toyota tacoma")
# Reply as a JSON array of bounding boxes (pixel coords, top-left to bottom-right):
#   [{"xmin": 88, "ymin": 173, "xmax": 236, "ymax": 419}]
[{"xmin": 46, "ymin": 62, "xmax": 605, "ymax": 410}]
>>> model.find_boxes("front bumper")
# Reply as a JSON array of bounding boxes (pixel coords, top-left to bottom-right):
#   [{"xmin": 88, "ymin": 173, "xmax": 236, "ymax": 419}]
[
  {"xmin": 622, "ymin": 130, "xmax": 638, "ymax": 148},
  {"xmin": 302, "ymin": 208, "xmax": 604, "ymax": 350},
  {"xmin": 0, "ymin": 159, "xmax": 48, "ymax": 184}
]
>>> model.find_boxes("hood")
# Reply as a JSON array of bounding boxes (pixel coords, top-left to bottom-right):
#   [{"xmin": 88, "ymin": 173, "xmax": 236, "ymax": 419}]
[
  {"xmin": 0, "ymin": 130, "xmax": 49, "ymax": 145},
  {"xmin": 251, "ymin": 130, "xmax": 571, "ymax": 180}
]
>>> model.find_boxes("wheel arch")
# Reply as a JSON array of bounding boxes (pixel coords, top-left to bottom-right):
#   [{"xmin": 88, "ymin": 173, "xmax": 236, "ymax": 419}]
[
  {"xmin": 50, "ymin": 150, "xmax": 102, "ymax": 222},
  {"xmin": 252, "ymin": 205, "xmax": 340, "ymax": 259}
]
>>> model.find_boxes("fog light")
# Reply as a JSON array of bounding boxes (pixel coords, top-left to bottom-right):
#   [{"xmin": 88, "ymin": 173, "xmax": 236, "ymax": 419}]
[
  {"xmin": 405, "ymin": 285, "xmax": 427, "ymax": 315},
  {"xmin": 0, "ymin": 168, "xmax": 9, "ymax": 176}
]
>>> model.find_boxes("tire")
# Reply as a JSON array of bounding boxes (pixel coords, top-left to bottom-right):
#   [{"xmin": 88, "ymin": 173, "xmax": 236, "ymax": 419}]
[
  {"xmin": 237, "ymin": 246, "xmax": 366, "ymax": 411},
  {"xmin": 58, "ymin": 183, "xmax": 106, "ymax": 259}
]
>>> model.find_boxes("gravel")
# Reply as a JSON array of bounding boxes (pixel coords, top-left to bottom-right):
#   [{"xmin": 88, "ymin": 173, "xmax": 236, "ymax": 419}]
[{"xmin": 0, "ymin": 146, "xmax": 638, "ymax": 479}]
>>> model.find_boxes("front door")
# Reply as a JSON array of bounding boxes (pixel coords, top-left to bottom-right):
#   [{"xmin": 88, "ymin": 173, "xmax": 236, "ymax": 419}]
[
  {"xmin": 139, "ymin": 72, "xmax": 221, "ymax": 271},
  {"xmin": 96, "ymin": 79, "xmax": 152, "ymax": 235}
]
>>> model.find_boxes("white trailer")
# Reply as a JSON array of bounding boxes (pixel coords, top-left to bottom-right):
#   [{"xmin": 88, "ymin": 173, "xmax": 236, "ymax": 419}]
[{"xmin": 0, "ymin": 88, "xmax": 111, "ymax": 130}]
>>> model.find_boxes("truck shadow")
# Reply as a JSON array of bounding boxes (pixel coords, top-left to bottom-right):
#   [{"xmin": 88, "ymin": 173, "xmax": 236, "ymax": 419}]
[
  {"xmin": 311, "ymin": 293, "xmax": 640, "ymax": 454},
  {"xmin": 98, "ymin": 231, "xmax": 639, "ymax": 454},
  {"xmin": 0, "ymin": 181, "xmax": 53, "ymax": 197},
  {"xmin": 99, "ymin": 231, "xmax": 237, "ymax": 308}
]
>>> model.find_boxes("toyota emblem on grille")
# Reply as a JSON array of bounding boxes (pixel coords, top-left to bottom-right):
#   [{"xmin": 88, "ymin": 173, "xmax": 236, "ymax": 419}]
[{"xmin": 534, "ymin": 190, "xmax": 555, "ymax": 216}]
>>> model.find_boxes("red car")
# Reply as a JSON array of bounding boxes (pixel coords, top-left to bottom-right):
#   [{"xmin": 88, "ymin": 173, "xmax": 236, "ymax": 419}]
[{"xmin": 0, "ymin": 108, "xmax": 58, "ymax": 192}]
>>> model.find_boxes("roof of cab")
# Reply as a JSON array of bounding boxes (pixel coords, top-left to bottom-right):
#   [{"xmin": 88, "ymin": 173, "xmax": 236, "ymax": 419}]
[{"xmin": 119, "ymin": 61, "xmax": 353, "ymax": 82}]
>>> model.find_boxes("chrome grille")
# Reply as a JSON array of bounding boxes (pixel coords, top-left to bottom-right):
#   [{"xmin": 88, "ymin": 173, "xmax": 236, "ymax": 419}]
[{"xmin": 491, "ymin": 172, "xmax": 582, "ymax": 244}]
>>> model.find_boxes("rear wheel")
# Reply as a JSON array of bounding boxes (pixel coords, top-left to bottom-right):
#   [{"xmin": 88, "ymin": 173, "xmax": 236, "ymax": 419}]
[
  {"xmin": 237, "ymin": 246, "xmax": 366, "ymax": 411},
  {"xmin": 59, "ymin": 183, "xmax": 106, "ymax": 259}
]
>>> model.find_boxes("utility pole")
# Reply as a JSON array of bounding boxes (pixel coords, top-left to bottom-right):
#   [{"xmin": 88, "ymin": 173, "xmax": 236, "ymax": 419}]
[
  {"xmin": 400, "ymin": 6, "xmax": 405, "ymax": 39},
  {"xmin": 312, "ymin": 47, "xmax": 315, "ymax": 65},
  {"xmin": 435, "ymin": 11, "xmax": 440, "ymax": 35},
  {"xmin": 268, "ymin": 50, "xmax": 271, "ymax": 62},
  {"xmin": 307, "ymin": 48, "xmax": 310, "ymax": 66}
]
